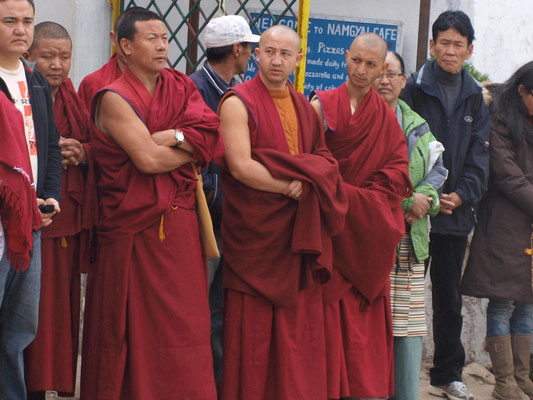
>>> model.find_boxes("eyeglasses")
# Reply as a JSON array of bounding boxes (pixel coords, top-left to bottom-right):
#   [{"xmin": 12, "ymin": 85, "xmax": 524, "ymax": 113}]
[{"xmin": 377, "ymin": 72, "xmax": 404, "ymax": 81}]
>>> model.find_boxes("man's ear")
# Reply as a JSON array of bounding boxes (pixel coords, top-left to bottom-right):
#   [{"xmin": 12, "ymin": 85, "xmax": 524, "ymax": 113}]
[
  {"xmin": 23, "ymin": 51, "xmax": 31, "ymax": 61},
  {"xmin": 381, "ymin": 62, "xmax": 389, "ymax": 72},
  {"xmin": 119, "ymin": 38, "xmax": 131, "ymax": 56},
  {"xmin": 429, "ymin": 39, "xmax": 436, "ymax": 57},
  {"xmin": 465, "ymin": 43, "xmax": 473, "ymax": 61}
]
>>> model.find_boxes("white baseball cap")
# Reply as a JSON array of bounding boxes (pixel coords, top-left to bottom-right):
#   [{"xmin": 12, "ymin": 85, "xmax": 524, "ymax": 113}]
[{"xmin": 204, "ymin": 15, "xmax": 260, "ymax": 48}]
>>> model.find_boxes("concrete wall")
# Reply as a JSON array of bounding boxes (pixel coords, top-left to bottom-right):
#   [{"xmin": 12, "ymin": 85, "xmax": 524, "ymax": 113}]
[
  {"xmin": 34, "ymin": 0, "xmax": 112, "ymax": 89},
  {"xmin": 471, "ymin": 0, "xmax": 533, "ymax": 83}
]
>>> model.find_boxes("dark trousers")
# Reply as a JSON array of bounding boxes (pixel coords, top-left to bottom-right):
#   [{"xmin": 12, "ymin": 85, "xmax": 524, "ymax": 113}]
[
  {"xmin": 209, "ymin": 256, "xmax": 223, "ymax": 394},
  {"xmin": 429, "ymin": 233, "xmax": 468, "ymax": 386}
]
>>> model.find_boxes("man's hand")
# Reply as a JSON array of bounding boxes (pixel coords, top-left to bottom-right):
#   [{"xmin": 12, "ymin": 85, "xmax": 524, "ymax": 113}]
[
  {"xmin": 37, "ymin": 198, "xmax": 61, "ymax": 228},
  {"xmin": 404, "ymin": 211, "xmax": 419, "ymax": 225},
  {"xmin": 439, "ymin": 192, "xmax": 463, "ymax": 215},
  {"xmin": 60, "ymin": 137, "xmax": 86, "ymax": 168},
  {"xmin": 283, "ymin": 180, "xmax": 303, "ymax": 201},
  {"xmin": 409, "ymin": 193, "xmax": 433, "ymax": 219}
]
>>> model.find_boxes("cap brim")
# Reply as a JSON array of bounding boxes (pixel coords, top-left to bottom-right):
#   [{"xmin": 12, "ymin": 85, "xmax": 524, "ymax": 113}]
[{"xmin": 243, "ymin": 33, "xmax": 260, "ymax": 43}]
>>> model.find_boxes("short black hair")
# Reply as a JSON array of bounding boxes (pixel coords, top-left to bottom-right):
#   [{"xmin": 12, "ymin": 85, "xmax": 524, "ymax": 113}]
[
  {"xmin": 206, "ymin": 42, "xmax": 251, "ymax": 63},
  {"xmin": 432, "ymin": 10, "xmax": 475, "ymax": 45},
  {"xmin": 29, "ymin": 21, "xmax": 71, "ymax": 53},
  {"xmin": 114, "ymin": 6, "xmax": 146, "ymax": 33},
  {"xmin": 388, "ymin": 50, "xmax": 405, "ymax": 74},
  {"xmin": 117, "ymin": 7, "xmax": 163, "ymax": 44}
]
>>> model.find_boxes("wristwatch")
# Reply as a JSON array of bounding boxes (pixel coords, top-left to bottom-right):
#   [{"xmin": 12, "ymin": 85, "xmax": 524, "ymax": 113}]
[{"xmin": 174, "ymin": 129, "xmax": 184, "ymax": 147}]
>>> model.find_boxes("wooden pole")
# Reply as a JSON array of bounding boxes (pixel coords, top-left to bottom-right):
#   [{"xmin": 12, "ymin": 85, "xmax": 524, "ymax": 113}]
[
  {"xmin": 186, "ymin": 0, "xmax": 200, "ymax": 74},
  {"xmin": 416, "ymin": 0, "xmax": 431, "ymax": 70}
]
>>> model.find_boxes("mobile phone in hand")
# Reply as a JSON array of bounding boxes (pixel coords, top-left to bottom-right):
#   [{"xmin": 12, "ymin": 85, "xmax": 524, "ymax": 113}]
[{"xmin": 38, "ymin": 204, "xmax": 55, "ymax": 214}]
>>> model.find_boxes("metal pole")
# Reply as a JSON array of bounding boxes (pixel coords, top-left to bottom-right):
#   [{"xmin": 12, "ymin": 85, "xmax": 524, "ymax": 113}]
[
  {"xmin": 295, "ymin": 0, "xmax": 310, "ymax": 93},
  {"xmin": 416, "ymin": 0, "xmax": 431, "ymax": 70}
]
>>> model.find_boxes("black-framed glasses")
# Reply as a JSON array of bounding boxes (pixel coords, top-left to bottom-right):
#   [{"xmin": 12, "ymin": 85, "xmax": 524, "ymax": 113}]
[{"xmin": 378, "ymin": 72, "xmax": 404, "ymax": 81}]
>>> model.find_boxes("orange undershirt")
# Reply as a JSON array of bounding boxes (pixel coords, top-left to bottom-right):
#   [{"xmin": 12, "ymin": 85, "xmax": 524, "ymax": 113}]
[{"xmin": 270, "ymin": 87, "xmax": 300, "ymax": 155}]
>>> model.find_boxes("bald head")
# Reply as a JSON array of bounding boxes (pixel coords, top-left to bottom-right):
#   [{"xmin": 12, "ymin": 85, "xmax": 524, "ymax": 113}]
[
  {"xmin": 350, "ymin": 33, "xmax": 388, "ymax": 62},
  {"xmin": 260, "ymin": 24, "xmax": 301, "ymax": 53},
  {"xmin": 29, "ymin": 21, "xmax": 71, "ymax": 53}
]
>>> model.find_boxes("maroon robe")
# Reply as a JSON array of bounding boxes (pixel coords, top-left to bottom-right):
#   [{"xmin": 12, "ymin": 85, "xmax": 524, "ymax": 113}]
[
  {"xmin": 0, "ymin": 91, "xmax": 40, "ymax": 269},
  {"xmin": 78, "ymin": 54, "xmax": 122, "ymax": 110},
  {"xmin": 314, "ymin": 84, "xmax": 411, "ymax": 399},
  {"xmin": 24, "ymin": 78, "xmax": 93, "ymax": 396},
  {"xmin": 81, "ymin": 66, "xmax": 222, "ymax": 400},
  {"xmin": 220, "ymin": 75, "xmax": 347, "ymax": 400}
]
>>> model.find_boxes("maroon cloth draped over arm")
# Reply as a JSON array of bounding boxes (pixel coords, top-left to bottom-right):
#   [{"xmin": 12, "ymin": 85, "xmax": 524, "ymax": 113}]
[
  {"xmin": 220, "ymin": 75, "xmax": 348, "ymax": 308},
  {"xmin": 0, "ymin": 92, "xmax": 41, "ymax": 270},
  {"xmin": 42, "ymin": 78, "xmax": 94, "ymax": 240},
  {"xmin": 315, "ymin": 84, "xmax": 412, "ymax": 304},
  {"xmin": 91, "ymin": 66, "xmax": 222, "ymax": 238}
]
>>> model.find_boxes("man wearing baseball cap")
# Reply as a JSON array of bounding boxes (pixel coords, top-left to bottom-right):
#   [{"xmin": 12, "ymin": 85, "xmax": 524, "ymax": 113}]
[{"xmin": 189, "ymin": 14, "xmax": 259, "ymax": 394}]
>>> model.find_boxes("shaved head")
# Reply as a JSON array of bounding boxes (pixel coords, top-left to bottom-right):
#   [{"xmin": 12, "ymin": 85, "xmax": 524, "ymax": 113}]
[
  {"xmin": 29, "ymin": 21, "xmax": 70, "ymax": 53},
  {"xmin": 260, "ymin": 24, "xmax": 301, "ymax": 52},
  {"xmin": 351, "ymin": 33, "xmax": 388, "ymax": 62}
]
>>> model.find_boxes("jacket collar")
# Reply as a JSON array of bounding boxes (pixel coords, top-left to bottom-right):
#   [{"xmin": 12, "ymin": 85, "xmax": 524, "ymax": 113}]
[
  {"xmin": 202, "ymin": 61, "xmax": 236, "ymax": 96},
  {"xmin": 416, "ymin": 59, "xmax": 482, "ymax": 106},
  {"xmin": 21, "ymin": 57, "xmax": 36, "ymax": 74}
]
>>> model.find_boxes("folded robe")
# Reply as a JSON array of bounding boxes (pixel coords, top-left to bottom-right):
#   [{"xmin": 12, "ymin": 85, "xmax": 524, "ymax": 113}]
[{"xmin": 315, "ymin": 84, "xmax": 412, "ymax": 304}]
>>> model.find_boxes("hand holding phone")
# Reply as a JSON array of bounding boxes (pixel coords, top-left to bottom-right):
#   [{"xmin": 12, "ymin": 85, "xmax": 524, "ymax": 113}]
[{"xmin": 38, "ymin": 204, "xmax": 55, "ymax": 214}]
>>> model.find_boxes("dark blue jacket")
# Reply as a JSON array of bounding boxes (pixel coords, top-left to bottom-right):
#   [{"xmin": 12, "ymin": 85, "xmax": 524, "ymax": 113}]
[
  {"xmin": 0, "ymin": 59, "xmax": 61, "ymax": 203},
  {"xmin": 400, "ymin": 60, "xmax": 490, "ymax": 235},
  {"xmin": 189, "ymin": 62, "xmax": 236, "ymax": 237}
]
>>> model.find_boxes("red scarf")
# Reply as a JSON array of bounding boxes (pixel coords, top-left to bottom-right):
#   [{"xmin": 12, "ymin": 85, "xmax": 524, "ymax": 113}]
[
  {"xmin": 315, "ymin": 84, "xmax": 412, "ymax": 303},
  {"xmin": 220, "ymin": 75, "xmax": 348, "ymax": 307},
  {"xmin": 0, "ymin": 92, "xmax": 41, "ymax": 270},
  {"xmin": 42, "ymin": 78, "xmax": 95, "ymax": 238},
  {"xmin": 78, "ymin": 54, "xmax": 122, "ymax": 110},
  {"xmin": 91, "ymin": 66, "xmax": 222, "ymax": 238}
]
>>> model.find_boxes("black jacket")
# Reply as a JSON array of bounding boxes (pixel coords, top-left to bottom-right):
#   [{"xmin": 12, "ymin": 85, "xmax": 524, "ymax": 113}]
[
  {"xmin": 400, "ymin": 60, "xmax": 490, "ymax": 235},
  {"xmin": 0, "ymin": 59, "xmax": 61, "ymax": 202}
]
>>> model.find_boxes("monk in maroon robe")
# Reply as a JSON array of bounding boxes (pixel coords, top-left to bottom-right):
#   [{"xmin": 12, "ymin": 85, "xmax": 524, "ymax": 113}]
[
  {"xmin": 218, "ymin": 25, "xmax": 347, "ymax": 400},
  {"xmin": 311, "ymin": 33, "xmax": 412, "ymax": 399},
  {"xmin": 81, "ymin": 9, "xmax": 222, "ymax": 399},
  {"xmin": 23, "ymin": 23, "xmax": 94, "ymax": 399}
]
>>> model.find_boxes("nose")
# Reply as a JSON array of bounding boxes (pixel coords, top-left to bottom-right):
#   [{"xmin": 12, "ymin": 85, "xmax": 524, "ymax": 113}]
[
  {"xmin": 156, "ymin": 38, "xmax": 168, "ymax": 50},
  {"xmin": 13, "ymin": 22, "xmax": 25, "ymax": 35},
  {"xmin": 271, "ymin": 52, "xmax": 282, "ymax": 65},
  {"xmin": 50, "ymin": 57, "xmax": 61, "ymax": 69}
]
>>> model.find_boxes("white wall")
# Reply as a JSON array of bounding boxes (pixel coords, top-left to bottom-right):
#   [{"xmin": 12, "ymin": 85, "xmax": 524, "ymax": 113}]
[
  {"xmin": 34, "ymin": 0, "xmax": 112, "ymax": 89},
  {"xmin": 471, "ymin": 0, "xmax": 533, "ymax": 83}
]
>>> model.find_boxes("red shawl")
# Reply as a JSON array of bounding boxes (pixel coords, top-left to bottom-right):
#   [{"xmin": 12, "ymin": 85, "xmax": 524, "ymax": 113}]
[
  {"xmin": 92, "ymin": 66, "xmax": 222, "ymax": 237},
  {"xmin": 314, "ymin": 84, "xmax": 411, "ymax": 304},
  {"xmin": 0, "ymin": 91, "xmax": 41, "ymax": 270},
  {"xmin": 78, "ymin": 54, "xmax": 122, "ymax": 110},
  {"xmin": 220, "ymin": 74, "xmax": 348, "ymax": 308},
  {"xmin": 42, "ymin": 78, "xmax": 94, "ymax": 239}
]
